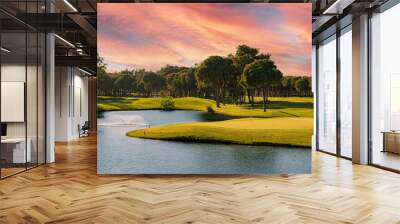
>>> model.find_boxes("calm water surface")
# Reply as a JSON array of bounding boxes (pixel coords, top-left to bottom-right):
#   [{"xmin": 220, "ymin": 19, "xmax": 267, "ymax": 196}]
[{"xmin": 97, "ymin": 110, "xmax": 311, "ymax": 174}]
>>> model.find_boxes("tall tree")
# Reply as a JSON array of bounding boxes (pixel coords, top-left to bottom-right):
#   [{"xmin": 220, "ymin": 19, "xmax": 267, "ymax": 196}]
[
  {"xmin": 295, "ymin": 77, "xmax": 310, "ymax": 96},
  {"xmin": 158, "ymin": 65, "xmax": 187, "ymax": 76},
  {"xmin": 241, "ymin": 59, "xmax": 283, "ymax": 112},
  {"xmin": 97, "ymin": 55, "xmax": 114, "ymax": 96},
  {"xmin": 166, "ymin": 72, "xmax": 184, "ymax": 97},
  {"xmin": 234, "ymin": 45, "xmax": 261, "ymax": 104},
  {"xmin": 98, "ymin": 73, "xmax": 113, "ymax": 96},
  {"xmin": 195, "ymin": 56, "xmax": 234, "ymax": 107},
  {"xmin": 142, "ymin": 72, "xmax": 166, "ymax": 97},
  {"xmin": 282, "ymin": 76, "xmax": 293, "ymax": 97},
  {"xmin": 236, "ymin": 44, "xmax": 259, "ymax": 58},
  {"xmin": 98, "ymin": 45, "xmax": 312, "ymax": 98},
  {"xmin": 113, "ymin": 70, "xmax": 136, "ymax": 96},
  {"xmin": 97, "ymin": 54, "xmax": 107, "ymax": 74},
  {"xmin": 181, "ymin": 68, "xmax": 197, "ymax": 96}
]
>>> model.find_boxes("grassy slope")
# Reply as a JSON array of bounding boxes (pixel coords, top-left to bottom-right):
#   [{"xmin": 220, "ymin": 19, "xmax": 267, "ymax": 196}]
[
  {"xmin": 99, "ymin": 96, "xmax": 313, "ymax": 147},
  {"xmin": 127, "ymin": 117, "xmax": 313, "ymax": 147},
  {"xmin": 98, "ymin": 96, "xmax": 313, "ymax": 118}
]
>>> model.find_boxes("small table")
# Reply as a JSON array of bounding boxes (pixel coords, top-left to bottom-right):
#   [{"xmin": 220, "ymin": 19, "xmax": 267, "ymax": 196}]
[
  {"xmin": 1, "ymin": 138, "xmax": 31, "ymax": 163},
  {"xmin": 381, "ymin": 131, "xmax": 400, "ymax": 154}
]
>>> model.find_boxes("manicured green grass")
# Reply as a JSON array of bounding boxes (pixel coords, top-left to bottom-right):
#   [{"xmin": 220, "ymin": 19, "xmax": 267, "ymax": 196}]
[
  {"xmin": 127, "ymin": 117, "xmax": 313, "ymax": 147},
  {"xmin": 99, "ymin": 96, "xmax": 313, "ymax": 147},
  {"xmin": 98, "ymin": 96, "xmax": 313, "ymax": 118}
]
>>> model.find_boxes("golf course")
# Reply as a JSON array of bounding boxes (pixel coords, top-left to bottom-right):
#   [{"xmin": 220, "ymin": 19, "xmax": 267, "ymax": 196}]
[
  {"xmin": 96, "ymin": 11, "xmax": 314, "ymax": 173},
  {"xmin": 97, "ymin": 38, "xmax": 314, "ymax": 173},
  {"xmin": 98, "ymin": 96, "xmax": 313, "ymax": 147},
  {"xmin": 97, "ymin": 43, "xmax": 314, "ymax": 148}
]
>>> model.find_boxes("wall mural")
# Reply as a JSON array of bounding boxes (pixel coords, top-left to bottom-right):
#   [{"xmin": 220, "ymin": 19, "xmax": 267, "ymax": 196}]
[{"xmin": 97, "ymin": 3, "xmax": 312, "ymax": 174}]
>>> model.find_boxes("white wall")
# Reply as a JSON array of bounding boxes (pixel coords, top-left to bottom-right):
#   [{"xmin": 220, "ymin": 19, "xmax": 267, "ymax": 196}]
[
  {"xmin": 55, "ymin": 67, "xmax": 89, "ymax": 141},
  {"xmin": 69, "ymin": 73, "xmax": 89, "ymax": 138},
  {"xmin": 55, "ymin": 66, "xmax": 70, "ymax": 141},
  {"xmin": 1, "ymin": 65, "xmax": 26, "ymax": 81},
  {"xmin": 1, "ymin": 65, "xmax": 39, "ymax": 138},
  {"xmin": 1, "ymin": 65, "xmax": 26, "ymax": 139},
  {"xmin": 1, "ymin": 82, "xmax": 25, "ymax": 122}
]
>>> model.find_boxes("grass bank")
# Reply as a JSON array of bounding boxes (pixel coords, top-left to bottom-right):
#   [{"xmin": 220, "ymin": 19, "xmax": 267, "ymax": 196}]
[
  {"xmin": 127, "ymin": 117, "xmax": 313, "ymax": 147},
  {"xmin": 98, "ymin": 96, "xmax": 313, "ymax": 118}
]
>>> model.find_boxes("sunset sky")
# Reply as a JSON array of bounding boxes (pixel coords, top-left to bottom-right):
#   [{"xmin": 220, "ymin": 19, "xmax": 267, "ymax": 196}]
[{"xmin": 98, "ymin": 3, "xmax": 311, "ymax": 76}]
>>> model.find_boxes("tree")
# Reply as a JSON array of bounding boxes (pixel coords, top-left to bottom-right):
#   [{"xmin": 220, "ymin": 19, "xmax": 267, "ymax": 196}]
[
  {"xmin": 226, "ymin": 54, "xmax": 242, "ymax": 104},
  {"xmin": 98, "ymin": 73, "xmax": 113, "ymax": 96},
  {"xmin": 97, "ymin": 54, "xmax": 107, "ymax": 74},
  {"xmin": 158, "ymin": 65, "xmax": 186, "ymax": 76},
  {"xmin": 142, "ymin": 72, "xmax": 166, "ymax": 96},
  {"xmin": 233, "ymin": 45, "xmax": 262, "ymax": 104},
  {"xmin": 195, "ymin": 56, "xmax": 234, "ymax": 107},
  {"xmin": 295, "ymin": 77, "xmax": 310, "ymax": 96},
  {"xmin": 97, "ymin": 55, "xmax": 113, "ymax": 96},
  {"xmin": 166, "ymin": 72, "xmax": 184, "ymax": 97},
  {"xmin": 98, "ymin": 45, "xmax": 312, "ymax": 98},
  {"xmin": 282, "ymin": 76, "xmax": 293, "ymax": 96},
  {"xmin": 133, "ymin": 69, "xmax": 146, "ymax": 96},
  {"xmin": 113, "ymin": 70, "xmax": 136, "ymax": 96},
  {"xmin": 306, "ymin": 77, "xmax": 312, "ymax": 94},
  {"xmin": 236, "ymin": 44, "xmax": 259, "ymax": 58},
  {"xmin": 182, "ymin": 68, "xmax": 197, "ymax": 96},
  {"xmin": 241, "ymin": 59, "xmax": 283, "ymax": 112}
]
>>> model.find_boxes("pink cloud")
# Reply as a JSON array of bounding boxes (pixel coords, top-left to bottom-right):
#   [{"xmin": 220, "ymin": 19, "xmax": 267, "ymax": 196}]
[{"xmin": 98, "ymin": 3, "xmax": 311, "ymax": 76}]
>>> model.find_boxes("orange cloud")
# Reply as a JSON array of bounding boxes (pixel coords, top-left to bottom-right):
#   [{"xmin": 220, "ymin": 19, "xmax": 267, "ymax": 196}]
[{"xmin": 98, "ymin": 3, "xmax": 311, "ymax": 76}]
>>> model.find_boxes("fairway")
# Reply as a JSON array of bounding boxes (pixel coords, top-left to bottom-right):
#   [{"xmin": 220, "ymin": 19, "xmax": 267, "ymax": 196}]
[
  {"xmin": 98, "ymin": 96, "xmax": 314, "ymax": 147},
  {"xmin": 127, "ymin": 117, "xmax": 313, "ymax": 147},
  {"xmin": 98, "ymin": 96, "xmax": 313, "ymax": 118}
]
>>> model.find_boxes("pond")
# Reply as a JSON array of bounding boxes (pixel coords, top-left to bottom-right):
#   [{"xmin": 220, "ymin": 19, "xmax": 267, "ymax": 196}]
[{"xmin": 97, "ymin": 110, "xmax": 311, "ymax": 174}]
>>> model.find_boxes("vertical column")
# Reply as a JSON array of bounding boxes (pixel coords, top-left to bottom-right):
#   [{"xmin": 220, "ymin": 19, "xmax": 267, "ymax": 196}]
[
  {"xmin": 54, "ymin": 67, "xmax": 73, "ymax": 141},
  {"xmin": 88, "ymin": 76, "xmax": 97, "ymax": 133},
  {"xmin": 46, "ymin": 0, "xmax": 55, "ymax": 163},
  {"xmin": 352, "ymin": 14, "xmax": 369, "ymax": 164},
  {"xmin": 336, "ymin": 30, "xmax": 341, "ymax": 156},
  {"xmin": 46, "ymin": 34, "xmax": 55, "ymax": 163},
  {"xmin": 312, "ymin": 45, "xmax": 317, "ymax": 151}
]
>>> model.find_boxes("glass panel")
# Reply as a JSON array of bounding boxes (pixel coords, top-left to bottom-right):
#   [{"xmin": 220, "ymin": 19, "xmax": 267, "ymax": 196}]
[
  {"xmin": 0, "ymin": 10, "xmax": 2, "ymax": 179},
  {"xmin": 371, "ymin": 4, "xmax": 400, "ymax": 171},
  {"xmin": 27, "ymin": 31, "xmax": 38, "ymax": 169},
  {"xmin": 26, "ymin": 0, "xmax": 39, "ymax": 169},
  {"xmin": 38, "ymin": 33, "xmax": 45, "ymax": 165},
  {"xmin": 1, "ymin": 30, "xmax": 27, "ymax": 177},
  {"xmin": 317, "ymin": 35, "xmax": 337, "ymax": 154},
  {"xmin": 339, "ymin": 27, "xmax": 352, "ymax": 158},
  {"xmin": 0, "ymin": 1, "xmax": 46, "ymax": 178}
]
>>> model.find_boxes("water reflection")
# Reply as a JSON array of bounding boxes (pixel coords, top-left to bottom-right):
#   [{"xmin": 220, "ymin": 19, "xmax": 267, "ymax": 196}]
[{"xmin": 98, "ymin": 110, "xmax": 311, "ymax": 174}]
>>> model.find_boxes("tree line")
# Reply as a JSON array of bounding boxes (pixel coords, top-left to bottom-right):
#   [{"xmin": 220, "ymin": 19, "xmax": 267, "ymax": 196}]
[{"xmin": 98, "ymin": 45, "xmax": 312, "ymax": 111}]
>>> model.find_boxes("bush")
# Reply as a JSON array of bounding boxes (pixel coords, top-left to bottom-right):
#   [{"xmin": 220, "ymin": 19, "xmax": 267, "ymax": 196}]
[
  {"xmin": 161, "ymin": 97, "xmax": 175, "ymax": 111},
  {"xmin": 206, "ymin": 106, "xmax": 215, "ymax": 113},
  {"xmin": 159, "ymin": 90, "xmax": 169, "ymax": 98}
]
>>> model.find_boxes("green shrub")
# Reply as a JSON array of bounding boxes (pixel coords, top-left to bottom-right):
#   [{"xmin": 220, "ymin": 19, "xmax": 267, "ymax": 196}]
[
  {"xmin": 161, "ymin": 97, "xmax": 175, "ymax": 111},
  {"xmin": 206, "ymin": 106, "xmax": 215, "ymax": 113}
]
